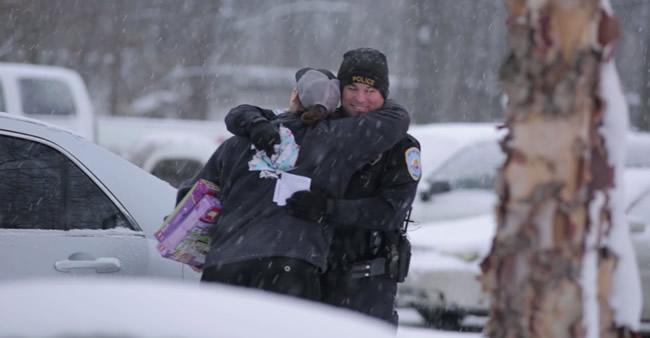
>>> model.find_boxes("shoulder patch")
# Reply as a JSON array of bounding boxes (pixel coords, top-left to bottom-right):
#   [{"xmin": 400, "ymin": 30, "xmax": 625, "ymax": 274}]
[{"xmin": 404, "ymin": 147, "xmax": 421, "ymax": 181}]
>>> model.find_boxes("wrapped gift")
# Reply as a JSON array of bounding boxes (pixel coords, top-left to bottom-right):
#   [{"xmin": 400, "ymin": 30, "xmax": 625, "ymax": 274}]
[{"xmin": 155, "ymin": 179, "xmax": 221, "ymax": 268}]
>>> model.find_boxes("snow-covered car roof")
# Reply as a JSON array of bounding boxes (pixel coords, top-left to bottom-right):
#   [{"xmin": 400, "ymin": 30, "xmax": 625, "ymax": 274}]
[
  {"xmin": 0, "ymin": 278, "xmax": 395, "ymax": 338},
  {"xmin": 0, "ymin": 113, "xmax": 176, "ymax": 236}
]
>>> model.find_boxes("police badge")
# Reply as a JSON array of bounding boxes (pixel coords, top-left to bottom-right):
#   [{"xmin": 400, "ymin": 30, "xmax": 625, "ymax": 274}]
[{"xmin": 404, "ymin": 147, "xmax": 421, "ymax": 181}]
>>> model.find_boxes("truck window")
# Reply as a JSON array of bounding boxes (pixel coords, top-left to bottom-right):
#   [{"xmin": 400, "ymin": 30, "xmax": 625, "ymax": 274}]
[{"xmin": 19, "ymin": 78, "xmax": 77, "ymax": 116}]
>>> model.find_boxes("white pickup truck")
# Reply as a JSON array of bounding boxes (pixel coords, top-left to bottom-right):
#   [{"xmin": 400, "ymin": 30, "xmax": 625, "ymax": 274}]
[
  {"xmin": 0, "ymin": 63, "xmax": 96, "ymax": 140},
  {"xmin": 0, "ymin": 62, "xmax": 228, "ymax": 186}
]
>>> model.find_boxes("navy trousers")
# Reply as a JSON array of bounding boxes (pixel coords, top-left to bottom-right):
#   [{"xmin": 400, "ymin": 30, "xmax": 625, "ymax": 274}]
[
  {"xmin": 201, "ymin": 257, "xmax": 321, "ymax": 302},
  {"xmin": 322, "ymin": 271, "xmax": 398, "ymax": 325}
]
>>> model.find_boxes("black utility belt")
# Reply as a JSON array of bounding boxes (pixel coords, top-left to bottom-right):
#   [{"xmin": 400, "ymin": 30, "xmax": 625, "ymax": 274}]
[{"xmin": 348, "ymin": 238, "xmax": 411, "ymax": 283}]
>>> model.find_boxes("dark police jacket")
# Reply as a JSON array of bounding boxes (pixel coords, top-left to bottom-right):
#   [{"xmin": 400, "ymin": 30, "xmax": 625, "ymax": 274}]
[
  {"xmin": 178, "ymin": 101, "xmax": 410, "ymax": 271},
  {"xmin": 223, "ymin": 103, "xmax": 420, "ymax": 274},
  {"xmin": 326, "ymin": 134, "xmax": 420, "ymax": 272}
]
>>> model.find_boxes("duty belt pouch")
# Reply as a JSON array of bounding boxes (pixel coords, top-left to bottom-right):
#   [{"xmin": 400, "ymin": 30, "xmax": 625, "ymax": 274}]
[
  {"xmin": 385, "ymin": 232, "xmax": 411, "ymax": 282},
  {"xmin": 396, "ymin": 234, "xmax": 411, "ymax": 282}
]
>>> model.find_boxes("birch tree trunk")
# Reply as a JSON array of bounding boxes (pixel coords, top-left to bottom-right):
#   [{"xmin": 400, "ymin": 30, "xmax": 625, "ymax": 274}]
[{"xmin": 480, "ymin": 1, "xmax": 640, "ymax": 337}]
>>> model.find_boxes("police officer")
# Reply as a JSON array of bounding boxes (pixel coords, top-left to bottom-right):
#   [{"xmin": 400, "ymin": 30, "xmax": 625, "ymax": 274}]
[
  {"xmin": 287, "ymin": 48, "xmax": 421, "ymax": 325},
  {"xmin": 225, "ymin": 49, "xmax": 421, "ymax": 325},
  {"xmin": 179, "ymin": 68, "xmax": 410, "ymax": 302}
]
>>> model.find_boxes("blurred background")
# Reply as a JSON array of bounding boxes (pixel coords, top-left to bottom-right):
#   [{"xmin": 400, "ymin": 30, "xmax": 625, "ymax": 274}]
[
  {"xmin": 1, "ymin": 0, "xmax": 647, "ymax": 127},
  {"xmin": 2, "ymin": 3, "xmax": 650, "ymax": 335}
]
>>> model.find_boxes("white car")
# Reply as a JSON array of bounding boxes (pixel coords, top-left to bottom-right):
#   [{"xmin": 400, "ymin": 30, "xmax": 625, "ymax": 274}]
[
  {"xmin": 400, "ymin": 130, "xmax": 650, "ymax": 329},
  {"xmin": 411, "ymin": 135, "xmax": 504, "ymax": 223},
  {"xmin": 408, "ymin": 123, "xmax": 502, "ymax": 182},
  {"xmin": 625, "ymin": 170, "xmax": 650, "ymax": 325},
  {"xmin": 399, "ymin": 214, "xmax": 495, "ymax": 329},
  {"xmin": 411, "ymin": 129, "xmax": 650, "ymax": 224},
  {"xmin": 0, "ymin": 113, "xmax": 199, "ymax": 281},
  {"xmin": 402, "ymin": 168, "xmax": 650, "ymax": 330},
  {"xmin": 0, "ymin": 278, "xmax": 396, "ymax": 338}
]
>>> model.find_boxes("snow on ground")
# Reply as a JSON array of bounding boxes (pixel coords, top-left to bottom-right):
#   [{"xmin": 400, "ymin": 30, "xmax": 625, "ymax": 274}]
[
  {"xmin": 0, "ymin": 277, "xmax": 482, "ymax": 338},
  {"xmin": 398, "ymin": 326, "xmax": 483, "ymax": 338},
  {"xmin": 397, "ymin": 308, "xmax": 484, "ymax": 338}
]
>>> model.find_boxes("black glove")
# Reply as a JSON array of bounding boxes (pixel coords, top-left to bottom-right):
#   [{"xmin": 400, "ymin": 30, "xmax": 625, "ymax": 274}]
[
  {"xmin": 286, "ymin": 190, "xmax": 329, "ymax": 223},
  {"xmin": 249, "ymin": 121, "xmax": 280, "ymax": 156}
]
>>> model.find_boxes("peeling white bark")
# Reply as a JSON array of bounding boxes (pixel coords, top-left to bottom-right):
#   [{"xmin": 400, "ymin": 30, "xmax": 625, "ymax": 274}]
[{"xmin": 481, "ymin": 1, "xmax": 638, "ymax": 337}]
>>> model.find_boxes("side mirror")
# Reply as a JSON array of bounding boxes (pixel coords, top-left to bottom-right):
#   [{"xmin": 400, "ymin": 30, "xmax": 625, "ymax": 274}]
[
  {"xmin": 420, "ymin": 190, "xmax": 432, "ymax": 202},
  {"xmin": 630, "ymin": 221, "xmax": 647, "ymax": 234},
  {"xmin": 420, "ymin": 181, "xmax": 451, "ymax": 202},
  {"xmin": 430, "ymin": 180, "xmax": 451, "ymax": 194}
]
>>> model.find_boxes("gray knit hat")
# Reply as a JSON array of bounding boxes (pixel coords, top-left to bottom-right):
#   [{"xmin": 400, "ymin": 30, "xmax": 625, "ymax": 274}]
[{"xmin": 296, "ymin": 69, "xmax": 340, "ymax": 113}]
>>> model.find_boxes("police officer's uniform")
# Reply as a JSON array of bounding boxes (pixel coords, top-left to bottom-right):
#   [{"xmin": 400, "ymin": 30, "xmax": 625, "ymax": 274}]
[
  {"xmin": 322, "ymin": 134, "xmax": 420, "ymax": 325},
  {"xmin": 224, "ymin": 102, "xmax": 420, "ymax": 324},
  {"xmin": 179, "ymin": 102, "xmax": 410, "ymax": 301}
]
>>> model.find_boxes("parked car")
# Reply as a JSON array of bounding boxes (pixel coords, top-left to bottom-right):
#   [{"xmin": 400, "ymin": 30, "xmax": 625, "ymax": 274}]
[
  {"xmin": 408, "ymin": 123, "xmax": 501, "ymax": 182},
  {"xmin": 625, "ymin": 170, "xmax": 650, "ymax": 323},
  {"xmin": 412, "ymin": 129, "xmax": 650, "ymax": 223},
  {"xmin": 0, "ymin": 113, "xmax": 199, "ymax": 281},
  {"xmin": 0, "ymin": 278, "xmax": 396, "ymax": 338},
  {"xmin": 399, "ymin": 214, "xmax": 494, "ymax": 329},
  {"xmin": 411, "ymin": 135, "xmax": 504, "ymax": 224},
  {"xmin": 400, "ymin": 131, "xmax": 650, "ymax": 329}
]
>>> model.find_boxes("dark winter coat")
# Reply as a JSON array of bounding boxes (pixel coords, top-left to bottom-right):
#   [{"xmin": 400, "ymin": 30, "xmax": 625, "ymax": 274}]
[
  {"xmin": 325, "ymin": 134, "xmax": 420, "ymax": 270},
  {"xmin": 320, "ymin": 129, "xmax": 420, "ymax": 326},
  {"xmin": 224, "ymin": 103, "xmax": 420, "ymax": 324},
  {"xmin": 178, "ymin": 101, "xmax": 409, "ymax": 271}
]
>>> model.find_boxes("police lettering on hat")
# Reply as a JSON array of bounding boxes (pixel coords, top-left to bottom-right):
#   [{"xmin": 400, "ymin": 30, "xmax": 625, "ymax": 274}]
[{"xmin": 337, "ymin": 48, "xmax": 389, "ymax": 98}]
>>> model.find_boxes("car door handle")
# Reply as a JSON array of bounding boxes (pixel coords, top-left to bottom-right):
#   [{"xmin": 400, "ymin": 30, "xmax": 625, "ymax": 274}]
[{"xmin": 55, "ymin": 257, "xmax": 122, "ymax": 273}]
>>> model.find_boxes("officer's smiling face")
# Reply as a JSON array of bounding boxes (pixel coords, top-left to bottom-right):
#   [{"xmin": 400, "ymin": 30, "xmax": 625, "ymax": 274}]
[{"xmin": 341, "ymin": 83, "xmax": 385, "ymax": 116}]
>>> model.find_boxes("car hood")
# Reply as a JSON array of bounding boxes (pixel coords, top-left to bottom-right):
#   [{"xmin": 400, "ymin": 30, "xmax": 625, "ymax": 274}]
[{"xmin": 411, "ymin": 214, "xmax": 496, "ymax": 254}]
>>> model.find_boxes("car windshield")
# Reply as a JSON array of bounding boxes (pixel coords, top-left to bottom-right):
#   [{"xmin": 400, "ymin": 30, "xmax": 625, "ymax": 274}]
[{"xmin": 426, "ymin": 140, "xmax": 505, "ymax": 190}]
